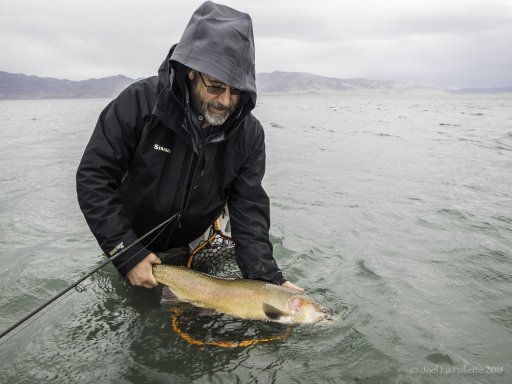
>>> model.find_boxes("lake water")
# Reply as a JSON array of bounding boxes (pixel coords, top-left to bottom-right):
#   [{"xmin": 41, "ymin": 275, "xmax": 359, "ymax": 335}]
[{"xmin": 0, "ymin": 93, "xmax": 511, "ymax": 383}]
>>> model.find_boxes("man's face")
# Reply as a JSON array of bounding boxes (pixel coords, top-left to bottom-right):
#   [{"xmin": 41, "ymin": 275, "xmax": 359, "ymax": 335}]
[{"xmin": 189, "ymin": 71, "xmax": 240, "ymax": 126}]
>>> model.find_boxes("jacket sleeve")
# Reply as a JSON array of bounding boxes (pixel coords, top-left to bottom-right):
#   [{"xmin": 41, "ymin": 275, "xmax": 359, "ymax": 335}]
[
  {"xmin": 227, "ymin": 125, "xmax": 286, "ymax": 285},
  {"xmin": 76, "ymin": 86, "xmax": 151, "ymax": 275}
]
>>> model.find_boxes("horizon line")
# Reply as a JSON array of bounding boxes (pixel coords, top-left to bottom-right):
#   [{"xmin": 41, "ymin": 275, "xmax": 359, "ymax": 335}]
[{"xmin": 1, "ymin": 69, "xmax": 511, "ymax": 91}]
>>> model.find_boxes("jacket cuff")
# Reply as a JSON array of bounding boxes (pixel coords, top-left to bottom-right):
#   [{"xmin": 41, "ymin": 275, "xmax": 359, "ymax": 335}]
[
  {"xmin": 266, "ymin": 270, "xmax": 286, "ymax": 285},
  {"xmin": 248, "ymin": 269, "xmax": 286, "ymax": 285},
  {"xmin": 109, "ymin": 242, "xmax": 152, "ymax": 276}
]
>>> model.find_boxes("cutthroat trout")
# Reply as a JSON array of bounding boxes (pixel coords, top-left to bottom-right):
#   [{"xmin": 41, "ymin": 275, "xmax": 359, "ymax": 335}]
[{"xmin": 152, "ymin": 264, "xmax": 332, "ymax": 324}]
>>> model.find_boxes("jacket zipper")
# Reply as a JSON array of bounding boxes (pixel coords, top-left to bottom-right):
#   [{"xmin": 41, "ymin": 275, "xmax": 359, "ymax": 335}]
[
  {"xmin": 176, "ymin": 116, "xmax": 245, "ymax": 228},
  {"xmin": 177, "ymin": 142, "xmax": 204, "ymax": 228},
  {"xmin": 174, "ymin": 99, "xmax": 244, "ymax": 228}
]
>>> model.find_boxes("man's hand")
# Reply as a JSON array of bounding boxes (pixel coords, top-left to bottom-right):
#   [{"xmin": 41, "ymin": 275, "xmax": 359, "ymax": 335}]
[
  {"xmin": 126, "ymin": 253, "xmax": 161, "ymax": 288},
  {"xmin": 281, "ymin": 280, "xmax": 305, "ymax": 293}
]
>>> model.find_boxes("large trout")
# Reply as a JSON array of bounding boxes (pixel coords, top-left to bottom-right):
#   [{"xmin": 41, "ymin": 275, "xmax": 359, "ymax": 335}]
[{"xmin": 152, "ymin": 264, "xmax": 332, "ymax": 324}]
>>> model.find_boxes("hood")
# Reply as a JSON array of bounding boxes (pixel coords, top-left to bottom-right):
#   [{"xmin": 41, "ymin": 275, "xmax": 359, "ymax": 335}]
[{"xmin": 170, "ymin": 1, "xmax": 257, "ymax": 109}]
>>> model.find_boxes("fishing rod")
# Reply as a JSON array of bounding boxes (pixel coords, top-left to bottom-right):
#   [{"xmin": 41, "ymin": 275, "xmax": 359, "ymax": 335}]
[{"xmin": 0, "ymin": 212, "xmax": 180, "ymax": 340}]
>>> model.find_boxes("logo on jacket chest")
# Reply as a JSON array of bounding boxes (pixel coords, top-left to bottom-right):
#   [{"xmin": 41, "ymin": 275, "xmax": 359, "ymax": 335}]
[{"xmin": 154, "ymin": 144, "xmax": 172, "ymax": 154}]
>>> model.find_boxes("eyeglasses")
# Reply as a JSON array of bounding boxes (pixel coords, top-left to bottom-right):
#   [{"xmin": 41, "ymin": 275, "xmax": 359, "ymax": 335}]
[{"xmin": 198, "ymin": 72, "xmax": 241, "ymax": 96}]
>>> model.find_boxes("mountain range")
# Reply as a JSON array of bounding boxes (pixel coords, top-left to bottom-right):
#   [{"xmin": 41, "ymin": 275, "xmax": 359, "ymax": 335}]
[
  {"xmin": 0, "ymin": 70, "xmax": 510, "ymax": 99},
  {"xmin": 0, "ymin": 71, "xmax": 134, "ymax": 99},
  {"xmin": 256, "ymin": 71, "xmax": 440, "ymax": 94}
]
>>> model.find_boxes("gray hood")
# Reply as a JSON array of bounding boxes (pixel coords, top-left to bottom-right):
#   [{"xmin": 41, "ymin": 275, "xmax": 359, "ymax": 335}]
[{"xmin": 170, "ymin": 1, "xmax": 257, "ymax": 108}]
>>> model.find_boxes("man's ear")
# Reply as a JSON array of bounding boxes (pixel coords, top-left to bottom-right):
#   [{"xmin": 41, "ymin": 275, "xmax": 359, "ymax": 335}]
[{"xmin": 188, "ymin": 70, "xmax": 195, "ymax": 81}]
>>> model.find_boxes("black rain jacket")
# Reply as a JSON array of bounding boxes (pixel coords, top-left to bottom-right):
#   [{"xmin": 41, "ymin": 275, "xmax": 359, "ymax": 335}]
[{"xmin": 76, "ymin": 1, "xmax": 285, "ymax": 284}]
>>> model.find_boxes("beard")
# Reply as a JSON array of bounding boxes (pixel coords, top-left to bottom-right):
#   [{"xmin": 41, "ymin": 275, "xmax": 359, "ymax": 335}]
[
  {"xmin": 191, "ymin": 79, "xmax": 237, "ymax": 126},
  {"xmin": 202, "ymin": 100, "xmax": 235, "ymax": 126}
]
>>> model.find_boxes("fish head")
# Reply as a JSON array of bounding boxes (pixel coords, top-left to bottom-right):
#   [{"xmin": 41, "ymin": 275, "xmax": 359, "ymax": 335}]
[{"xmin": 286, "ymin": 295, "xmax": 333, "ymax": 324}]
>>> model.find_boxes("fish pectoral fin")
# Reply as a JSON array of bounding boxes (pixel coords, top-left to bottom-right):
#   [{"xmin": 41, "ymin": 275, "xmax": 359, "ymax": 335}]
[
  {"xmin": 160, "ymin": 287, "xmax": 181, "ymax": 305},
  {"xmin": 262, "ymin": 303, "xmax": 289, "ymax": 321}
]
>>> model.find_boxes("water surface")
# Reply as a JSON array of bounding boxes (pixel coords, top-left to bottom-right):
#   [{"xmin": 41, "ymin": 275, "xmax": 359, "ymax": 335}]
[{"xmin": 0, "ymin": 93, "xmax": 511, "ymax": 383}]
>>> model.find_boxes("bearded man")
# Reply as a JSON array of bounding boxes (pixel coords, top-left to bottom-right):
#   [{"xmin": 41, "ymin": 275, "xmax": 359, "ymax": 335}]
[{"xmin": 76, "ymin": 1, "xmax": 302, "ymax": 292}]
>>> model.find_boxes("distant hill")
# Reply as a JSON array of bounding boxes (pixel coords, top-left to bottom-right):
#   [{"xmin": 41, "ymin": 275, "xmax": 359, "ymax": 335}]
[
  {"xmin": 0, "ymin": 70, "xmax": 439, "ymax": 99},
  {"xmin": 0, "ymin": 70, "xmax": 509, "ymax": 99},
  {"xmin": 0, "ymin": 71, "xmax": 136, "ymax": 99},
  {"xmin": 256, "ymin": 72, "xmax": 512, "ymax": 94},
  {"xmin": 448, "ymin": 86, "xmax": 512, "ymax": 94},
  {"xmin": 256, "ymin": 71, "xmax": 441, "ymax": 94}
]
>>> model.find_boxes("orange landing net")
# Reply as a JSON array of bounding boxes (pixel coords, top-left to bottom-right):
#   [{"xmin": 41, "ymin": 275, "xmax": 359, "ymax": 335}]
[
  {"xmin": 171, "ymin": 306, "xmax": 293, "ymax": 348},
  {"xmin": 169, "ymin": 218, "xmax": 294, "ymax": 348}
]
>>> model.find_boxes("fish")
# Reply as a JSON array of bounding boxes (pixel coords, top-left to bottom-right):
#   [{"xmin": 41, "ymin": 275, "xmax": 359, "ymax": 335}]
[{"xmin": 152, "ymin": 264, "xmax": 332, "ymax": 324}]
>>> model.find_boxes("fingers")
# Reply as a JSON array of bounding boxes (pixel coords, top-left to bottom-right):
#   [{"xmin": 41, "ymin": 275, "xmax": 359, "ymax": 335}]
[
  {"xmin": 281, "ymin": 280, "xmax": 305, "ymax": 293},
  {"xmin": 147, "ymin": 253, "xmax": 162, "ymax": 265},
  {"xmin": 126, "ymin": 253, "xmax": 161, "ymax": 288}
]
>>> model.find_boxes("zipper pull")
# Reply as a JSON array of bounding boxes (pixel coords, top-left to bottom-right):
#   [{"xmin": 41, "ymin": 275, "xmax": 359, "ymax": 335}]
[{"xmin": 177, "ymin": 213, "xmax": 182, "ymax": 229}]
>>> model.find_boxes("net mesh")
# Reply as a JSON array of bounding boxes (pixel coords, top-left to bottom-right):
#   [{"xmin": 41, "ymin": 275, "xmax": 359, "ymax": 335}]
[{"xmin": 188, "ymin": 229, "xmax": 242, "ymax": 279}]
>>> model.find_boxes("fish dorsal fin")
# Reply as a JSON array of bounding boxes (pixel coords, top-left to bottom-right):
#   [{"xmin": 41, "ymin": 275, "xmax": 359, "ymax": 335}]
[{"xmin": 262, "ymin": 303, "xmax": 288, "ymax": 320}]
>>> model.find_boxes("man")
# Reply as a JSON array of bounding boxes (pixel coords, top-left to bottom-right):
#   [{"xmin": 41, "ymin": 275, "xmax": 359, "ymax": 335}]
[{"xmin": 76, "ymin": 2, "xmax": 302, "ymax": 292}]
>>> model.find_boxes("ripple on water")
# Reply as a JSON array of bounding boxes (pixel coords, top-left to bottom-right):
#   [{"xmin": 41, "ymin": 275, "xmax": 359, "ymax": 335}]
[
  {"xmin": 356, "ymin": 259, "xmax": 381, "ymax": 280},
  {"xmin": 437, "ymin": 207, "xmax": 474, "ymax": 222},
  {"xmin": 490, "ymin": 306, "xmax": 512, "ymax": 333},
  {"xmin": 426, "ymin": 352, "xmax": 455, "ymax": 365}
]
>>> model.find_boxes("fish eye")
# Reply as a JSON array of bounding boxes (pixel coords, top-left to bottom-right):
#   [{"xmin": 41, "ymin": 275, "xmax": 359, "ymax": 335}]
[{"xmin": 321, "ymin": 308, "xmax": 331, "ymax": 314}]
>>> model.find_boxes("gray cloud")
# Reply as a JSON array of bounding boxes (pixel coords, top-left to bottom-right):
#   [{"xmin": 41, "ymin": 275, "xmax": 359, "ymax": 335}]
[{"xmin": 1, "ymin": 0, "xmax": 511, "ymax": 88}]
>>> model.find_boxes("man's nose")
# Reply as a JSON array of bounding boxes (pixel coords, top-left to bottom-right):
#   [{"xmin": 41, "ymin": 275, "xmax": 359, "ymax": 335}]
[{"xmin": 217, "ymin": 88, "xmax": 233, "ymax": 106}]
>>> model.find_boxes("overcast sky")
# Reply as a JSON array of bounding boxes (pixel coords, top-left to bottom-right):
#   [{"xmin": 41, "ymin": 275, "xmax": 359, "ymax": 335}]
[{"xmin": 1, "ymin": 0, "xmax": 511, "ymax": 88}]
